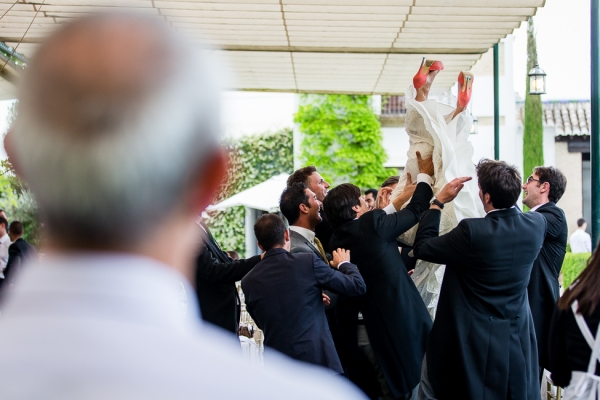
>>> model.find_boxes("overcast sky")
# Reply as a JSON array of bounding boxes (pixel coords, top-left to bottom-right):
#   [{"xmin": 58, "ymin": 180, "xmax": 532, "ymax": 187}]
[{"xmin": 512, "ymin": 0, "xmax": 591, "ymax": 101}]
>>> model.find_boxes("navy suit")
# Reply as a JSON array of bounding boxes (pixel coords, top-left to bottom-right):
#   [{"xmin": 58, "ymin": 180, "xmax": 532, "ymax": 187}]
[
  {"xmin": 414, "ymin": 207, "xmax": 546, "ymax": 400},
  {"xmin": 527, "ymin": 202, "xmax": 567, "ymax": 370},
  {"xmin": 241, "ymin": 248, "xmax": 366, "ymax": 373},
  {"xmin": 2, "ymin": 238, "xmax": 36, "ymax": 290}
]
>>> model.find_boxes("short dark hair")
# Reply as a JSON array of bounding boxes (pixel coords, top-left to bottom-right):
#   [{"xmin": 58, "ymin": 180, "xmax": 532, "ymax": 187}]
[
  {"xmin": 8, "ymin": 221, "xmax": 23, "ymax": 236},
  {"xmin": 287, "ymin": 166, "xmax": 317, "ymax": 186},
  {"xmin": 381, "ymin": 176, "xmax": 399, "ymax": 188},
  {"xmin": 476, "ymin": 159, "xmax": 521, "ymax": 209},
  {"xmin": 323, "ymin": 183, "xmax": 361, "ymax": 229},
  {"xmin": 533, "ymin": 166, "xmax": 567, "ymax": 203},
  {"xmin": 280, "ymin": 183, "xmax": 309, "ymax": 225},
  {"xmin": 0, "ymin": 216, "xmax": 7, "ymax": 229},
  {"xmin": 365, "ymin": 189, "xmax": 378, "ymax": 199},
  {"xmin": 254, "ymin": 214, "xmax": 286, "ymax": 251},
  {"xmin": 578, "ymin": 218, "xmax": 587, "ymax": 227}
]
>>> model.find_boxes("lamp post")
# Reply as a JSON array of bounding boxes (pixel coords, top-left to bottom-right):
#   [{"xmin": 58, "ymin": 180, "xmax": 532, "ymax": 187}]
[{"xmin": 528, "ymin": 64, "xmax": 547, "ymax": 95}]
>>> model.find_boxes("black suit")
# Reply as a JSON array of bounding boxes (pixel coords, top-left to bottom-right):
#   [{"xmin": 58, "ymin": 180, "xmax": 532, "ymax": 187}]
[
  {"xmin": 241, "ymin": 248, "xmax": 366, "ymax": 373},
  {"xmin": 194, "ymin": 224, "xmax": 261, "ymax": 334},
  {"xmin": 315, "ymin": 210, "xmax": 334, "ymax": 252},
  {"xmin": 329, "ymin": 182, "xmax": 434, "ymax": 398},
  {"xmin": 527, "ymin": 202, "xmax": 567, "ymax": 370},
  {"xmin": 2, "ymin": 238, "xmax": 36, "ymax": 290},
  {"xmin": 413, "ymin": 207, "xmax": 546, "ymax": 400}
]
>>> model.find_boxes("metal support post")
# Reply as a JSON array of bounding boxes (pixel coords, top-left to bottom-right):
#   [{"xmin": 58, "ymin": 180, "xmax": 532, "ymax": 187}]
[
  {"xmin": 592, "ymin": 0, "xmax": 600, "ymax": 248},
  {"xmin": 493, "ymin": 43, "xmax": 500, "ymax": 160}
]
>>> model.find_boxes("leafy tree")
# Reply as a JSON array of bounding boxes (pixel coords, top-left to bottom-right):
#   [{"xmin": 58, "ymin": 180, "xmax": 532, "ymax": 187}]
[
  {"xmin": 523, "ymin": 17, "xmax": 544, "ymax": 209},
  {"xmin": 207, "ymin": 128, "xmax": 293, "ymax": 255},
  {"xmin": 294, "ymin": 94, "xmax": 395, "ymax": 189}
]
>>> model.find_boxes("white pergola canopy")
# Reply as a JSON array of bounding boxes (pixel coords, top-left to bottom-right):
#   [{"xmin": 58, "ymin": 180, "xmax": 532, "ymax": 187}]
[
  {"xmin": 0, "ymin": 0, "xmax": 545, "ymax": 97},
  {"xmin": 208, "ymin": 173, "xmax": 289, "ymax": 213}
]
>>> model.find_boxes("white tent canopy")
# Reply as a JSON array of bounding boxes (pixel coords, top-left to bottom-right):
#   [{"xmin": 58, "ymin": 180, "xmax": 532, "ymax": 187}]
[
  {"xmin": 0, "ymin": 0, "xmax": 545, "ymax": 98},
  {"xmin": 208, "ymin": 173, "xmax": 289, "ymax": 213}
]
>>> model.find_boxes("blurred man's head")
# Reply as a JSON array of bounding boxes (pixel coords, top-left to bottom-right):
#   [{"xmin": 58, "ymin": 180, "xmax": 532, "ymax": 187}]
[
  {"xmin": 0, "ymin": 210, "xmax": 7, "ymax": 220},
  {"xmin": 287, "ymin": 166, "xmax": 330, "ymax": 202},
  {"xmin": 476, "ymin": 159, "xmax": 521, "ymax": 211},
  {"xmin": 254, "ymin": 214, "xmax": 289, "ymax": 252},
  {"xmin": 8, "ymin": 221, "xmax": 23, "ymax": 242},
  {"xmin": 578, "ymin": 218, "xmax": 587, "ymax": 230},
  {"xmin": 280, "ymin": 183, "xmax": 322, "ymax": 231},
  {"xmin": 8, "ymin": 14, "xmax": 226, "ymax": 275},
  {"xmin": 0, "ymin": 216, "xmax": 8, "ymax": 237},
  {"xmin": 364, "ymin": 189, "xmax": 377, "ymax": 210},
  {"xmin": 323, "ymin": 184, "xmax": 368, "ymax": 229}
]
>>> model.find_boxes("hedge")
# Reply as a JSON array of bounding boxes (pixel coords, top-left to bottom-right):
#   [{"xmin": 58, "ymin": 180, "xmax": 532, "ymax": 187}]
[{"xmin": 561, "ymin": 252, "xmax": 591, "ymax": 289}]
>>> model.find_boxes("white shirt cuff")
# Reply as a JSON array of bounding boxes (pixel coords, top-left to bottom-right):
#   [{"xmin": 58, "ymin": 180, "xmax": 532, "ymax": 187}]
[
  {"xmin": 417, "ymin": 173, "xmax": 433, "ymax": 186},
  {"xmin": 383, "ymin": 203, "xmax": 396, "ymax": 215},
  {"xmin": 337, "ymin": 261, "xmax": 350, "ymax": 268}
]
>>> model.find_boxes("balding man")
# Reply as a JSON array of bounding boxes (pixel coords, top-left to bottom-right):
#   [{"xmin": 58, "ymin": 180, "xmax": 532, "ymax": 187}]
[{"xmin": 0, "ymin": 14, "xmax": 365, "ymax": 399}]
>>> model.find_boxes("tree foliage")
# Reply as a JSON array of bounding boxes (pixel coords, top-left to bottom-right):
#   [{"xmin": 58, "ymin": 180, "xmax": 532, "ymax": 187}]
[
  {"xmin": 206, "ymin": 128, "xmax": 293, "ymax": 255},
  {"xmin": 0, "ymin": 102, "xmax": 42, "ymax": 246},
  {"xmin": 523, "ymin": 17, "xmax": 544, "ymax": 209},
  {"xmin": 294, "ymin": 94, "xmax": 395, "ymax": 189}
]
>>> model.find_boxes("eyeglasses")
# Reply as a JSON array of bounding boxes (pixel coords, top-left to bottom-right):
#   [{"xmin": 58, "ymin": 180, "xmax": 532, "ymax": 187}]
[{"xmin": 526, "ymin": 175, "xmax": 545, "ymax": 185}]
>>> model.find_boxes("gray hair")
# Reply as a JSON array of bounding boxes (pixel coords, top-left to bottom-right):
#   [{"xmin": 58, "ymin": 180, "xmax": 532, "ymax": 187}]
[{"xmin": 11, "ymin": 14, "xmax": 223, "ymax": 247}]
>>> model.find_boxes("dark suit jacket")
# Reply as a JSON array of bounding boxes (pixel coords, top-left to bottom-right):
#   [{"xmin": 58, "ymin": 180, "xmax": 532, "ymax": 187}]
[
  {"xmin": 315, "ymin": 210, "xmax": 334, "ymax": 252},
  {"xmin": 527, "ymin": 202, "xmax": 567, "ymax": 369},
  {"xmin": 413, "ymin": 207, "xmax": 546, "ymax": 400},
  {"xmin": 329, "ymin": 182, "xmax": 434, "ymax": 397},
  {"xmin": 2, "ymin": 238, "xmax": 36, "ymax": 289},
  {"xmin": 194, "ymin": 224, "xmax": 261, "ymax": 334},
  {"xmin": 241, "ymin": 248, "xmax": 366, "ymax": 373}
]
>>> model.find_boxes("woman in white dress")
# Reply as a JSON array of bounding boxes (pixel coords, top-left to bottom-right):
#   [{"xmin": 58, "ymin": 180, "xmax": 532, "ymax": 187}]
[{"xmin": 390, "ymin": 59, "xmax": 485, "ymax": 318}]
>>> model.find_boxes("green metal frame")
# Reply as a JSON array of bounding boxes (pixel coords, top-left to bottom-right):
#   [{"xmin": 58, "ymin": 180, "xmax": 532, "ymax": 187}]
[
  {"xmin": 592, "ymin": 0, "xmax": 599, "ymax": 248},
  {"xmin": 494, "ymin": 43, "xmax": 500, "ymax": 160}
]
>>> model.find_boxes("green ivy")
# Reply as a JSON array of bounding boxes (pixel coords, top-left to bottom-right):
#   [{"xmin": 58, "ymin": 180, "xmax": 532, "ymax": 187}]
[
  {"xmin": 206, "ymin": 128, "xmax": 293, "ymax": 255},
  {"xmin": 523, "ymin": 17, "xmax": 544, "ymax": 211},
  {"xmin": 294, "ymin": 94, "xmax": 395, "ymax": 189}
]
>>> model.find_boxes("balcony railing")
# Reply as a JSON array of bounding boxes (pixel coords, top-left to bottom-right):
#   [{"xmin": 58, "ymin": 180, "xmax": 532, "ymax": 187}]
[{"xmin": 381, "ymin": 95, "xmax": 406, "ymax": 116}]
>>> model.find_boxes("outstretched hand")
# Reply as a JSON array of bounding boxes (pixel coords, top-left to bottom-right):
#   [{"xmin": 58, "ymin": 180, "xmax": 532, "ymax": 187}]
[
  {"xmin": 416, "ymin": 151, "xmax": 434, "ymax": 176},
  {"xmin": 436, "ymin": 176, "xmax": 472, "ymax": 204},
  {"xmin": 330, "ymin": 248, "xmax": 350, "ymax": 269}
]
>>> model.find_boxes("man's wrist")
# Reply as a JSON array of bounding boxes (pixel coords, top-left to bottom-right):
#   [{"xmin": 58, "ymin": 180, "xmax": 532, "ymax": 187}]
[
  {"xmin": 337, "ymin": 260, "xmax": 350, "ymax": 269},
  {"xmin": 416, "ymin": 173, "xmax": 433, "ymax": 186}
]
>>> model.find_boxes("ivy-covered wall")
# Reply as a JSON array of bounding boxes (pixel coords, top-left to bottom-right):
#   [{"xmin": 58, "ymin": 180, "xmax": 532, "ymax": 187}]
[
  {"xmin": 206, "ymin": 128, "xmax": 293, "ymax": 255},
  {"xmin": 294, "ymin": 94, "xmax": 395, "ymax": 189}
]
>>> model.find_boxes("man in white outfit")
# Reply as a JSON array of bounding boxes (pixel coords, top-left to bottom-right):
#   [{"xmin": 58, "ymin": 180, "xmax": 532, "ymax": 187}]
[
  {"xmin": 0, "ymin": 13, "xmax": 366, "ymax": 400},
  {"xmin": 570, "ymin": 218, "xmax": 593, "ymax": 253}
]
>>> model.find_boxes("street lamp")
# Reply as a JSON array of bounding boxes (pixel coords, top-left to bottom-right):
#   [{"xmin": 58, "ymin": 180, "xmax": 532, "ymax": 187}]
[
  {"xmin": 470, "ymin": 116, "xmax": 478, "ymax": 134},
  {"xmin": 528, "ymin": 64, "xmax": 547, "ymax": 95}
]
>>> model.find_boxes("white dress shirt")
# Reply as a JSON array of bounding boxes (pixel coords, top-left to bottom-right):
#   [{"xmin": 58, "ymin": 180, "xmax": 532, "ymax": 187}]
[
  {"xmin": 0, "ymin": 233, "xmax": 11, "ymax": 271},
  {"xmin": 0, "ymin": 252, "xmax": 366, "ymax": 399},
  {"xmin": 570, "ymin": 229, "xmax": 592, "ymax": 253}
]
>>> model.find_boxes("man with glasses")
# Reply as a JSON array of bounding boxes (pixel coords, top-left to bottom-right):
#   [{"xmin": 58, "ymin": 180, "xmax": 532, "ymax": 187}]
[{"xmin": 522, "ymin": 166, "xmax": 568, "ymax": 382}]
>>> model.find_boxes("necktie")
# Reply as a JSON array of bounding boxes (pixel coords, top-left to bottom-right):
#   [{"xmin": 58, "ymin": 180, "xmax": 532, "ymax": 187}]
[{"xmin": 313, "ymin": 237, "xmax": 328, "ymax": 262}]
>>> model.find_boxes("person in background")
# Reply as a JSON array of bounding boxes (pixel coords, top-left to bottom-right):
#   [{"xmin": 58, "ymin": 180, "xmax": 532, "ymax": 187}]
[
  {"xmin": 2, "ymin": 221, "xmax": 36, "ymax": 289},
  {"xmin": 570, "ymin": 218, "xmax": 592, "ymax": 254},
  {"xmin": 364, "ymin": 189, "xmax": 377, "ymax": 211},
  {"xmin": 0, "ymin": 13, "xmax": 366, "ymax": 399},
  {"xmin": 522, "ymin": 166, "xmax": 568, "ymax": 381},
  {"xmin": 287, "ymin": 166, "xmax": 332, "ymax": 250},
  {"xmin": 548, "ymin": 245, "xmax": 600, "ymax": 391},
  {"xmin": 242, "ymin": 214, "xmax": 366, "ymax": 373},
  {"xmin": 0, "ymin": 210, "xmax": 7, "ymax": 220},
  {"xmin": 0, "ymin": 217, "xmax": 11, "ymax": 274},
  {"xmin": 375, "ymin": 176, "xmax": 399, "ymax": 210}
]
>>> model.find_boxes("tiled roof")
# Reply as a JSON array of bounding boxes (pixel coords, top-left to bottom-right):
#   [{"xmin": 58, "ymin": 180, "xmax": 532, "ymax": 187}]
[{"xmin": 517, "ymin": 101, "xmax": 591, "ymax": 136}]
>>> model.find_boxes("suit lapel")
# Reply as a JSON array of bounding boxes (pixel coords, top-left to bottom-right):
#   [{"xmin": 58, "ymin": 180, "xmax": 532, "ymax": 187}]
[{"xmin": 290, "ymin": 230, "xmax": 325, "ymax": 262}]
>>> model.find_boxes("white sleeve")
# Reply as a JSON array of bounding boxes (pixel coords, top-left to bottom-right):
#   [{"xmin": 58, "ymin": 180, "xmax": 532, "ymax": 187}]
[
  {"xmin": 416, "ymin": 173, "xmax": 433, "ymax": 186},
  {"xmin": 383, "ymin": 203, "xmax": 397, "ymax": 215}
]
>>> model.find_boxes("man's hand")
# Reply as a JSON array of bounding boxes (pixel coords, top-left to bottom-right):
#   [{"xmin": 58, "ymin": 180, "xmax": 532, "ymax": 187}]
[
  {"xmin": 390, "ymin": 172, "xmax": 416, "ymax": 211},
  {"xmin": 416, "ymin": 151, "xmax": 434, "ymax": 176},
  {"xmin": 330, "ymin": 248, "xmax": 350, "ymax": 269},
  {"xmin": 377, "ymin": 186, "xmax": 393, "ymax": 209},
  {"xmin": 322, "ymin": 293, "xmax": 331, "ymax": 306},
  {"xmin": 435, "ymin": 176, "xmax": 473, "ymax": 205},
  {"xmin": 408, "ymin": 269, "xmax": 414, "ymax": 276}
]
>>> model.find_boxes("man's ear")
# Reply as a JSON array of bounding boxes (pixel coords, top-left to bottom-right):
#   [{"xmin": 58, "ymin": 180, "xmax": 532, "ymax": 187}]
[
  {"xmin": 351, "ymin": 204, "xmax": 361, "ymax": 213},
  {"xmin": 188, "ymin": 149, "xmax": 227, "ymax": 215},
  {"xmin": 299, "ymin": 203, "xmax": 309, "ymax": 214},
  {"xmin": 284, "ymin": 229, "xmax": 290, "ymax": 243}
]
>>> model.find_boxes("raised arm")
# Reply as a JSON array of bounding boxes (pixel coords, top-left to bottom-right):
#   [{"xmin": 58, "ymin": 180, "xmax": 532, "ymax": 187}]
[
  {"xmin": 313, "ymin": 250, "xmax": 366, "ymax": 297},
  {"xmin": 195, "ymin": 246, "xmax": 261, "ymax": 284}
]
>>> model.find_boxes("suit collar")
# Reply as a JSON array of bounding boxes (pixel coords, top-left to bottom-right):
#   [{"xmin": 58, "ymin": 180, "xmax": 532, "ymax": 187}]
[
  {"xmin": 289, "ymin": 230, "xmax": 324, "ymax": 260},
  {"xmin": 484, "ymin": 206, "xmax": 521, "ymax": 219},
  {"xmin": 533, "ymin": 201, "xmax": 555, "ymax": 211},
  {"xmin": 262, "ymin": 247, "xmax": 288, "ymax": 260}
]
